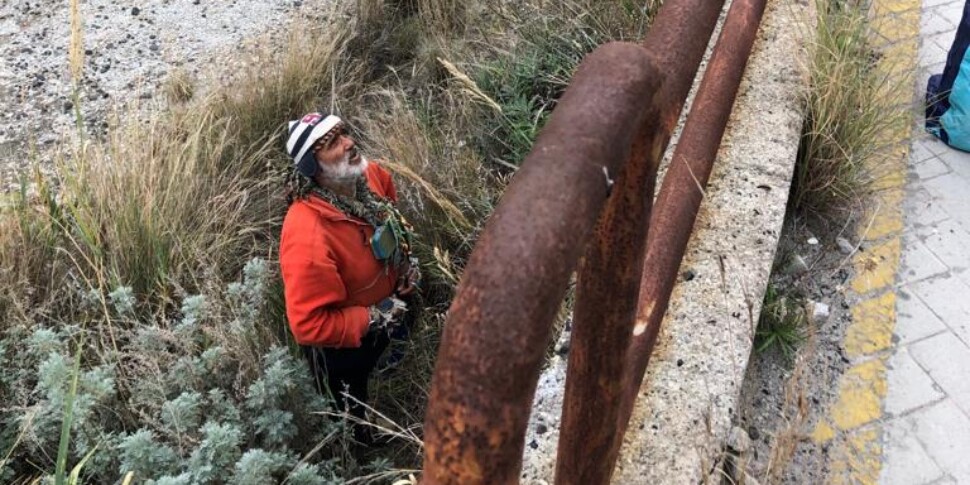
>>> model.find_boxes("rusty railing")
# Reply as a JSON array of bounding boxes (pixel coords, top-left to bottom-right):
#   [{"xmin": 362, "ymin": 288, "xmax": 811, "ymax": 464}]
[{"xmin": 421, "ymin": 0, "xmax": 768, "ymax": 483}]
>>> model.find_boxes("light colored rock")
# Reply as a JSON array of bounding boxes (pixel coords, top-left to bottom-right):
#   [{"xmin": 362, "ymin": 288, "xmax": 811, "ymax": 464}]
[
  {"xmin": 811, "ymin": 300, "xmax": 831, "ymax": 324},
  {"xmin": 0, "ymin": 0, "xmax": 327, "ymax": 188},
  {"xmin": 727, "ymin": 426, "xmax": 752, "ymax": 453},
  {"xmin": 836, "ymin": 236, "xmax": 855, "ymax": 254},
  {"xmin": 788, "ymin": 254, "xmax": 810, "ymax": 275}
]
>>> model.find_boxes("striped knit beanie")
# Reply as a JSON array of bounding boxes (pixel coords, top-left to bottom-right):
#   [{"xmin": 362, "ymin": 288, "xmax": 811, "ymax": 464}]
[{"xmin": 286, "ymin": 112, "xmax": 343, "ymax": 178}]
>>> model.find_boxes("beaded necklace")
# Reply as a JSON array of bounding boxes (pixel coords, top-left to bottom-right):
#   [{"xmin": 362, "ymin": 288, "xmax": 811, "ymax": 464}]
[{"xmin": 308, "ymin": 177, "xmax": 415, "ymax": 270}]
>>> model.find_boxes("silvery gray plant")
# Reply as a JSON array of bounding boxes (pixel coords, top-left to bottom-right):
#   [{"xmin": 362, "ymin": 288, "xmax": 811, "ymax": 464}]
[{"xmin": 0, "ymin": 258, "xmax": 382, "ymax": 483}]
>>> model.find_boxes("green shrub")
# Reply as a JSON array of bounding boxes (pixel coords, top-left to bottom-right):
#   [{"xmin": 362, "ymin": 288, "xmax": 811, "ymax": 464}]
[
  {"xmin": 473, "ymin": 1, "xmax": 657, "ymax": 168},
  {"xmin": 119, "ymin": 430, "xmax": 179, "ymax": 478},
  {"xmin": 0, "ymin": 261, "xmax": 359, "ymax": 483},
  {"xmin": 755, "ymin": 284, "xmax": 807, "ymax": 359}
]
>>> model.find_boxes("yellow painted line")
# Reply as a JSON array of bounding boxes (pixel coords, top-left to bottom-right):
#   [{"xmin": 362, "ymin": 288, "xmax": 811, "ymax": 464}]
[
  {"xmin": 872, "ymin": 0, "xmax": 921, "ymax": 15},
  {"xmin": 811, "ymin": 0, "xmax": 919, "ymax": 483},
  {"xmin": 845, "ymin": 292, "xmax": 897, "ymax": 358},
  {"xmin": 881, "ymin": 37, "xmax": 919, "ymax": 66},
  {"xmin": 828, "ymin": 427, "xmax": 885, "ymax": 485},
  {"xmin": 861, "ymin": 188, "xmax": 905, "ymax": 242},
  {"xmin": 813, "ymin": 419, "xmax": 838, "ymax": 443},
  {"xmin": 869, "ymin": 168, "xmax": 907, "ymax": 191},
  {"xmin": 850, "ymin": 237, "xmax": 902, "ymax": 295},
  {"xmin": 830, "ymin": 358, "xmax": 889, "ymax": 430}
]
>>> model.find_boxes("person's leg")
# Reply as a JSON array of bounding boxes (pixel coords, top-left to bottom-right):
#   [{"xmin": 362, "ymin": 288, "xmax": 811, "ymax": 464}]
[
  {"xmin": 302, "ymin": 344, "xmax": 363, "ymax": 413},
  {"xmin": 304, "ymin": 333, "xmax": 389, "ymax": 407},
  {"xmin": 928, "ymin": 74, "xmax": 950, "ymax": 141},
  {"xmin": 316, "ymin": 333, "xmax": 389, "ymax": 443},
  {"xmin": 939, "ymin": 1, "xmax": 970, "ymax": 96},
  {"xmin": 349, "ymin": 331, "xmax": 390, "ymax": 396},
  {"xmin": 301, "ymin": 346, "xmax": 331, "ymax": 396},
  {"xmin": 928, "ymin": 0, "xmax": 970, "ymax": 140}
]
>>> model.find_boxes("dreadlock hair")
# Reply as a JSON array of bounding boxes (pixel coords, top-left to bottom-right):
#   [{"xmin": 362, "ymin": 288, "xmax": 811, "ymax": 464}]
[{"xmin": 284, "ymin": 169, "xmax": 317, "ymax": 205}]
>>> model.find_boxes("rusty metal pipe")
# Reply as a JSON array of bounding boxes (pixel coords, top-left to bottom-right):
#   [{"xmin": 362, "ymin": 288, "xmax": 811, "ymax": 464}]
[
  {"xmin": 619, "ymin": 0, "xmax": 769, "ymax": 433},
  {"xmin": 639, "ymin": 0, "xmax": 730, "ymax": 134},
  {"xmin": 553, "ymin": 92, "xmax": 662, "ymax": 485},
  {"xmin": 421, "ymin": 42, "xmax": 661, "ymax": 485},
  {"xmin": 554, "ymin": 1, "xmax": 728, "ymax": 483}
]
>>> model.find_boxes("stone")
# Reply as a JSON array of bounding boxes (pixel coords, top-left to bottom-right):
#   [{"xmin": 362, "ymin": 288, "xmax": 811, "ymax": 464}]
[
  {"xmin": 1, "ymin": 0, "xmax": 302, "ymax": 189},
  {"xmin": 787, "ymin": 254, "xmax": 810, "ymax": 275},
  {"xmin": 811, "ymin": 300, "xmax": 830, "ymax": 324},
  {"xmin": 554, "ymin": 339, "xmax": 569, "ymax": 356},
  {"xmin": 727, "ymin": 426, "xmax": 752, "ymax": 453},
  {"xmin": 836, "ymin": 236, "xmax": 855, "ymax": 254}
]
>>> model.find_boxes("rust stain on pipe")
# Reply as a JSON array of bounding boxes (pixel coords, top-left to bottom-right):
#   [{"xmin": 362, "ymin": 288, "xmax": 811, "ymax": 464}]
[
  {"xmin": 554, "ymin": 84, "xmax": 662, "ymax": 485},
  {"xmin": 639, "ymin": 0, "xmax": 730, "ymax": 133},
  {"xmin": 620, "ymin": 0, "xmax": 769, "ymax": 435},
  {"xmin": 554, "ymin": 1, "xmax": 728, "ymax": 483},
  {"xmin": 421, "ymin": 42, "xmax": 661, "ymax": 485}
]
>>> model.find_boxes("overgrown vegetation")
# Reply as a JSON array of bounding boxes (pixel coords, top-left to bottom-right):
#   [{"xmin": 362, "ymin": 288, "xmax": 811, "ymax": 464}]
[
  {"xmin": 791, "ymin": 0, "xmax": 909, "ymax": 217},
  {"xmin": 755, "ymin": 0, "xmax": 910, "ymax": 355},
  {"xmin": 744, "ymin": 1, "xmax": 911, "ymax": 480},
  {"xmin": 0, "ymin": 0, "xmax": 659, "ymax": 482}
]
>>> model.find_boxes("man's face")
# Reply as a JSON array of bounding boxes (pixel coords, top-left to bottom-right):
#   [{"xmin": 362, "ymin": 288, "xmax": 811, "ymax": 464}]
[{"xmin": 312, "ymin": 124, "xmax": 365, "ymax": 179}]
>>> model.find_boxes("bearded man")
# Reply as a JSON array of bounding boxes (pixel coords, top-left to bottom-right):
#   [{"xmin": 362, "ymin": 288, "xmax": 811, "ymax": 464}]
[{"xmin": 279, "ymin": 112, "xmax": 419, "ymax": 438}]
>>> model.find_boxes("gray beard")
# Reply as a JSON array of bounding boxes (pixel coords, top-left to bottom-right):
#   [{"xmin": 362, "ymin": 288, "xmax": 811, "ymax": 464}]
[{"xmin": 319, "ymin": 155, "xmax": 369, "ymax": 182}]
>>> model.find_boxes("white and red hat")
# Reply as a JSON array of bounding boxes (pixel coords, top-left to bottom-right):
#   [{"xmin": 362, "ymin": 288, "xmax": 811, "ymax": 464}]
[{"xmin": 286, "ymin": 112, "xmax": 342, "ymax": 177}]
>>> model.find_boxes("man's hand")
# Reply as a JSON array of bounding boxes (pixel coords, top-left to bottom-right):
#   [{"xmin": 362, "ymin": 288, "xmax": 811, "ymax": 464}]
[
  {"xmin": 397, "ymin": 257, "xmax": 421, "ymax": 296},
  {"xmin": 368, "ymin": 297, "xmax": 408, "ymax": 333}
]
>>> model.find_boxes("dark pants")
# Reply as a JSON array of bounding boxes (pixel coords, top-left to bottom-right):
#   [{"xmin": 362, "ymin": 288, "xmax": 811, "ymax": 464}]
[{"xmin": 302, "ymin": 331, "xmax": 390, "ymax": 420}]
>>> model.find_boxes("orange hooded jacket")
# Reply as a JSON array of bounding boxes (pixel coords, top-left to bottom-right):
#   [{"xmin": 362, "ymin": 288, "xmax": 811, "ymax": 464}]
[{"xmin": 279, "ymin": 161, "xmax": 400, "ymax": 348}]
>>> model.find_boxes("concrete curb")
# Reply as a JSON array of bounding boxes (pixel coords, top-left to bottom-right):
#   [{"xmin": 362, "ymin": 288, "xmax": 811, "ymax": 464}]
[
  {"xmin": 519, "ymin": 0, "xmax": 814, "ymax": 481},
  {"xmin": 809, "ymin": 1, "xmax": 919, "ymax": 483}
]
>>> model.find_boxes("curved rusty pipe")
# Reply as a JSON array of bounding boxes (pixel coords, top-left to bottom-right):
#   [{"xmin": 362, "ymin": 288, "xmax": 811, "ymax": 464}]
[
  {"xmin": 554, "ymin": 1, "xmax": 729, "ymax": 483},
  {"xmin": 620, "ymin": 0, "xmax": 769, "ymax": 435},
  {"xmin": 421, "ymin": 42, "xmax": 661, "ymax": 485}
]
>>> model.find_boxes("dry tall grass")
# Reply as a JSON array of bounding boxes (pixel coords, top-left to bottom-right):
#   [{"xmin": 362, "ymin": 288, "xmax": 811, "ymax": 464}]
[
  {"xmin": 0, "ymin": 0, "xmax": 660, "ymax": 479},
  {"xmin": 792, "ymin": 0, "xmax": 910, "ymax": 217}
]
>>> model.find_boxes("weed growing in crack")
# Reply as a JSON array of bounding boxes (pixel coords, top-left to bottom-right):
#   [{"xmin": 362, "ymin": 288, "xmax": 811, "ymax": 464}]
[{"xmin": 755, "ymin": 284, "xmax": 807, "ymax": 360}]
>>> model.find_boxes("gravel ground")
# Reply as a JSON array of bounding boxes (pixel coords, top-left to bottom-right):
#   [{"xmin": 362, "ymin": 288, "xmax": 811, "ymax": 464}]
[
  {"xmin": 0, "ymin": 0, "xmax": 310, "ymax": 188},
  {"xmin": 735, "ymin": 220, "xmax": 858, "ymax": 484}
]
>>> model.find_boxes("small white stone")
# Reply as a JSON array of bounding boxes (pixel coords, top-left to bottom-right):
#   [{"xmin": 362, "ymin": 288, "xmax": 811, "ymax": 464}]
[
  {"xmin": 810, "ymin": 300, "xmax": 830, "ymax": 324},
  {"xmin": 807, "ymin": 237, "xmax": 819, "ymax": 245}
]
